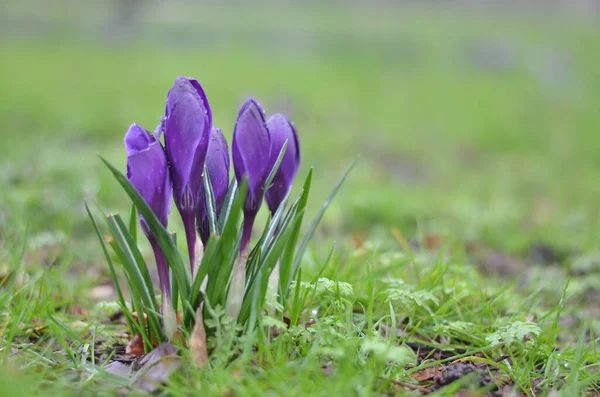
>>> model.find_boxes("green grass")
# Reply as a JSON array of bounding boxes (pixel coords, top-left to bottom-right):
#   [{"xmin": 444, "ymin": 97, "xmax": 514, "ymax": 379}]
[{"xmin": 1, "ymin": 3, "xmax": 600, "ymax": 395}]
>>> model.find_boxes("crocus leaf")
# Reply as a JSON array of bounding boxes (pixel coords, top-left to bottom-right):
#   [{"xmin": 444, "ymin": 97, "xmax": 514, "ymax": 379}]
[
  {"xmin": 205, "ymin": 180, "xmax": 248, "ymax": 309},
  {"xmin": 100, "ymin": 156, "xmax": 192, "ymax": 313},
  {"xmin": 191, "ymin": 180, "xmax": 248, "ymax": 309},
  {"xmin": 217, "ymin": 178, "xmax": 237, "ymax": 233},
  {"xmin": 263, "ymin": 140, "xmax": 288, "ymax": 193},
  {"xmin": 202, "ymin": 165, "xmax": 218, "ymax": 237},
  {"xmin": 191, "ymin": 235, "xmax": 217, "ymax": 308},
  {"xmin": 239, "ymin": 210, "xmax": 300, "ymax": 325},
  {"xmin": 108, "ymin": 238, "xmax": 153, "ymax": 351},
  {"xmin": 112, "ymin": 214, "xmax": 156, "ymax": 300},
  {"xmin": 129, "ymin": 204, "xmax": 138, "ymax": 244},
  {"xmin": 264, "ymin": 194, "xmax": 299, "ymax": 260},
  {"xmin": 282, "ymin": 160, "xmax": 357, "ymax": 296},
  {"xmin": 106, "ymin": 214, "xmax": 164, "ymax": 344},
  {"xmin": 197, "ymin": 127, "xmax": 230, "ymax": 245},
  {"xmin": 279, "ymin": 167, "xmax": 313, "ymax": 298},
  {"xmin": 288, "ymin": 160, "xmax": 356, "ymax": 294}
]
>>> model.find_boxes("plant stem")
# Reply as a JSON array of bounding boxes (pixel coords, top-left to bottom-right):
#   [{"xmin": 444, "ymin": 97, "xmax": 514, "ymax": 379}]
[
  {"xmin": 150, "ymin": 238, "xmax": 171, "ymax": 299},
  {"xmin": 182, "ymin": 211, "xmax": 197, "ymax": 275},
  {"xmin": 240, "ymin": 210, "xmax": 256, "ymax": 254}
]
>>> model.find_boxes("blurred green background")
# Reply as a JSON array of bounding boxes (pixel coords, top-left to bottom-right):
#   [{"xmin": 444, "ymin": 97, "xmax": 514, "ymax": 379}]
[{"xmin": 1, "ymin": 0, "xmax": 600, "ymax": 262}]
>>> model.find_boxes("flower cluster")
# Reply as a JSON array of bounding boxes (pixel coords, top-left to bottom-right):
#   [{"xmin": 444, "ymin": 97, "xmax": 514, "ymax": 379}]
[{"xmin": 124, "ymin": 76, "xmax": 300, "ymax": 319}]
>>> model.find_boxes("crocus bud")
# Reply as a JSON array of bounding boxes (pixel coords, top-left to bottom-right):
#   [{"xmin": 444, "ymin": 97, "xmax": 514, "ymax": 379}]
[
  {"xmin": 163, "ymin": 76, "xmax": 212, "ymax": 271},
  {"xmin": 197, "ymin": 127, "xmax": 230, "ymax": 246},
  {"xmin": 227, "ymin": 99, "xmax": 271, "ymax": 320},
  {"xmin": 265, "ymin": 114, "xmax": 300, "ymax": 214},
  {"xmin": 231, "ymin": 98, "xmax": 271, "ymax": 252},
  {"xmin": 124, "ymin": 123, "xmax": 172, "ymax": 299}
]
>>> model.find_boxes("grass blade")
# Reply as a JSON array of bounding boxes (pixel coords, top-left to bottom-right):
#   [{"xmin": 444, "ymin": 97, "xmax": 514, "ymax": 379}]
[
  {"xmin": 84, "ymin": 202, "xmax": 133, "ymax": 329},
  {"xmin": 48, "ymin": 314, "xmax": 84, "ymax": 344},
  {"xmin": 289, "ymin": 160, "xmax": 355, "ymax": 293},
  {"xmin": 280, "ymin": 168, "xmax": 312, "ymax": 297}
]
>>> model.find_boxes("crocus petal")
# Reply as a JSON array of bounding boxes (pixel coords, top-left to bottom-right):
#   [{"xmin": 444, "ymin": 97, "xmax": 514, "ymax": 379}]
[
  {"xmin": 125, "ymin": 123, "xmax": 171, "ymax": 228},
  {"xmin": 265, "ymin": 114, "xmax": 300, "ymax": 214},
  {"xmin": 163, "ymin": 76, "xmax": 212, "ymax": 270},
  {"xmin": 164, "ymin": 76, "xmax": 212, "ymax": 212},
  {"xmin": 232, "ymin": 98, "xmax": 271, "ymax": 213},
  {"xmin": 124, "ymin": 123, "xmax": 172, "ymax": 297},
  {"xmin": 197, "ymin": 127, "xmax": 230, "ymax": 245},
  {"xmin": 125, "ymin": 124, "xmax": 154, "ymax": 157},
  {"xmin": 189, "ymin": 79, "xmax": 212, "ymax": 124}
]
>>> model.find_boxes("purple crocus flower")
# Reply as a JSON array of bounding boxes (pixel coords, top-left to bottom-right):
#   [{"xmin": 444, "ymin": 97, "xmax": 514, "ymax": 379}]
[
  {"xmin": 231, "ymin": 98, "xmax": 271, "ymax": 253},
  {"xmin": 197, "ymin": 127, "xmax": 230, "ymax": 246},
  {"xmin": 124, "ymin": 123, "xmax": 172, "ymax": 298},
  {"xmin": 227, "ymin": 99, "xmax": 271, "ymax": 319},
  {"xmin": 163, "ymin": 76, "xmax": 212, "ymax": 272},
  {"xmin": 265, "ymin": 114, "xmax": 300, "ymax": 214}
]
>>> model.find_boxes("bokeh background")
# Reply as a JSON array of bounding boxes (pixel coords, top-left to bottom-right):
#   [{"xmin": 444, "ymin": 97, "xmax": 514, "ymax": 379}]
[{"xmin": 1, "ymin": 0, "xmax": 600, "ymax": 267}]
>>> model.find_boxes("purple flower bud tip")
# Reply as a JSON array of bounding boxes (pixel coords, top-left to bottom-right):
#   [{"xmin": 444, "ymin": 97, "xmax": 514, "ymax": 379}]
[
  {"xmin": 124, "ymin": 123, "xmax": 172, "ymax": 229},
  {"xmin": 197, "ymin": 127, "xmax": 230, "ymax": 245},
  {"xmin": 232, "ymin": 98, "xmax": 271, "ymax": 214},
  {"xmin": 232, "ymin": 98, "xmax": 271, "ymax": 253},
  {"xmin": 265, "ymin": 114, "xmax": 300, "ymax": 214},
  {"xmin": 164, "ymin": 76, "xmax": 212, "ymax": 213},
  {"xmin": 164, "ymin": 76, "xmax": 212, "ymax": 269}
]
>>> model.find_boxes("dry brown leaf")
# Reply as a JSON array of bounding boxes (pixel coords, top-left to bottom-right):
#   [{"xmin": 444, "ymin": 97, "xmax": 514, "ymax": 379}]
[
  {"xmin": 104, "ymin": 361, "xmax": 132, "ymax": 378},
  {"xmin": 411, "ymin": 365, "xmax": 443, "ymax": 382},
  {"xmin": 67, "ymin": 304, "xmax": 89, "ymax": 316},
  {"xmin": 391, "ymin": 228, "xmax": 412, "ymax": 252},
  {"xmin": 132, "ymin": 311, "xmax": 148, "ymax": 322},
  {"xmin": 423, "ymin": 234, "xmax": 444, "ymax": 249},
  {"xmin": 130, "ymin": 342, "xmax": 181, "ymax": 393},
  {"xmin": 190, "ymin": 307, "xmax": 208, "ymax": 367},
  {"xmin": 25, "ymin": 325, "xmax": 48, "ymax": 336},
  {"xmin": 352, "ymin": 233, "xmax": 364, "ymax": 248},
  {"xmin": 125, "ymin": 333, "xmax": 145, "ymax": 357}
]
